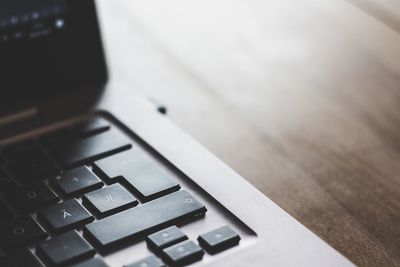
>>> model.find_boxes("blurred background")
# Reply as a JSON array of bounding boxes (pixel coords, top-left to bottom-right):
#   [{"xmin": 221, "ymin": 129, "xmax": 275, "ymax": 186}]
[{"xmin": 97, "ymin": 1, "xmax": 400, "ymax": 266}]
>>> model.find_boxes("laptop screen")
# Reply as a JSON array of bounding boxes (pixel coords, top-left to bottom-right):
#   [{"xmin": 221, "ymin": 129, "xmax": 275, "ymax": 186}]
[{"xmin": 0, "ymin": 0, "xmax": 107, "ymax": 108}]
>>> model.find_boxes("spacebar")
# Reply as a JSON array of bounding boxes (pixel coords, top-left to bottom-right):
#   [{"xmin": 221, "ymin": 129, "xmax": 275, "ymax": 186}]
[{"xmin": 83, "ymin": 190, "xmax": 206, "ymax": 251}]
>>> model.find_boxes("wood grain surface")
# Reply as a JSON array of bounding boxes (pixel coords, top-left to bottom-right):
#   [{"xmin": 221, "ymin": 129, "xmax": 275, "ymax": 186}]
[{"xmin": 96, "ymin": 1, "xmax": 400, "ymax": 266}]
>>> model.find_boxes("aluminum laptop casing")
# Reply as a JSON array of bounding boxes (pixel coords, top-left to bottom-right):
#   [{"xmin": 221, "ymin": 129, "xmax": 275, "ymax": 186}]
[{"xmin": 0, "ymin": 82, "xmax": 354, "ymax": 266}]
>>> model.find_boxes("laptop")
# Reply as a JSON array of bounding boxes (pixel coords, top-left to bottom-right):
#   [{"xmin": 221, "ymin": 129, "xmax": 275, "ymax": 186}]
[{"xmin": 0, "ymin": 0, "xmax": 354, "ymax": 266}]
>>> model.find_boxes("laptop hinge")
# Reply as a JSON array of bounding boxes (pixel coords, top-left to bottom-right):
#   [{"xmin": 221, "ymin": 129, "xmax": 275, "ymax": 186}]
[{"xmin": 0, "ymin": 107, "xmax": 38, "ymax": 128}]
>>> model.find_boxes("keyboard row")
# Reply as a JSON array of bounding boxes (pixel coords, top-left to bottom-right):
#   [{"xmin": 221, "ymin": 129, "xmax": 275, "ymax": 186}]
[
  {"xmin": 0, "ymin": 118, "xmax": 132, "ymax": 190},
  {"xmin": 0, "ymin": 117, "xmax": 241, "ymax": 266},
  {"xmin": 1, "ymin": 224, "xmax": 240, "ymax": 266},
  {"xmin": 0, "ymin": 147, "xmax": 181, "ymax": 215},
  {"xmin": 1, "ymin": 189, "xmax": 205, "ymax": 248}
]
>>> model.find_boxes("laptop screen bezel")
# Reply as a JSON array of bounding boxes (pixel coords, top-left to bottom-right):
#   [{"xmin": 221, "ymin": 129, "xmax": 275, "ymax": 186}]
[{"xmin": 0, "ymin": 0, "xmax": 108, "ymax": 115}]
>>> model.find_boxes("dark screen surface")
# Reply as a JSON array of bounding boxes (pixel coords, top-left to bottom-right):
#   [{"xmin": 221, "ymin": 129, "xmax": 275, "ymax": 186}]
[{"xmin": 0, "ymin": 0, "xmax": 108, "ymax": 110}]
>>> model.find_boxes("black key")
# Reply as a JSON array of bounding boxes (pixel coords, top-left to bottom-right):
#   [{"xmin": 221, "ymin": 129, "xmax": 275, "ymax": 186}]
[
  {"xmin": 82, "ymin": 184, "xmax": 138, "ymax": 218},
  {"xmin": 7, "ymin": 153, "xmax": 59, "ymax": 183},
  {"xmin": 0, "ymin": 200, "xmax": 13, "ymax": 221},
  {"xmin": 1, "ymin": 216, "xmax": 47, "ymax": 248},
  {"xmin": 0, "ymin": 168, "xmax": 13, "ymax": 192},
  {"xmin": 162, "ymin": 240, "xmax": 204, "ymax": 266},
  {"xmin": 94, "ymin": 150, "xmax": 180, "ymax": 201},
  {"xmin": 84, "ymin": 190, "xmax": 206, "ymax": 251},
  {"xmin": 147, "ymin": 226, "xmax": 187, "ymax": 253},
  {"xmin": 4, "ymin": 140, "xmax": 59, "ymax": 182},
  {"xmin": 125, "ymin": 255, "xmax": 165, "ymax": 267},
  {"xmin": 37, "ymin": 199, "xmax": 94, "ymax": 233},
  {"xmin": 37, "ymin": 230, "xmax": 95, "ymax": 266},
  {"xmin": 7, "ymin": 158, "xmax": 59, "ymax": 183},
  {"xmin": 51, "ymin": 166, "xmax": 103, "ymax": 197},
  {"xmin": 52, "ymin": 128, "xmax": 132, "ymax": 167},
  {"xmin": 76, "ymin": 118, "xmax": 111, "ymax": 137},
  {"xmin": 39, "ymin": 128, "xmax": 78, "ymax": 149},
  {"xmin": 198, "ymin": 225, "xmax": 241, "ymax": 254},
  {"xmin": 5, "ymin": 183, "xmax": 59, "ymax": 213},
  {"xmin": 2, "ymin": 140, "xmax": 39, "ymax": 160},
  {"xmin": 69, "ymin": 257, "xmax": 110, "ymax": 267},
  {"xmin": 2, "ymin": 249, "xmax": 42, "ymax": 267}
]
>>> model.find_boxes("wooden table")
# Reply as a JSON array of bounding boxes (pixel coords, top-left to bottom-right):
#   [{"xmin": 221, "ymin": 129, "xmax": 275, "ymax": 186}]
[{"xmin": 96, "ymin": 1, "xmax": 400, "ymax": 266}]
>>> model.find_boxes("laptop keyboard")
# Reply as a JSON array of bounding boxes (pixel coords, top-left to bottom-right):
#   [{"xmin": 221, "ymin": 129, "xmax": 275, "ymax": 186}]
[{"xmin": 0, "ymin": 116, "xmax": 241, "ymax": 267}]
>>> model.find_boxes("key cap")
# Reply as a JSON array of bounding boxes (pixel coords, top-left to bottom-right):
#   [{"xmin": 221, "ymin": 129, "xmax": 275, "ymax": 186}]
[
  {"xmin": 5, "ymin": 183, "xmax": 59, "ymax": 213},
  {"xmin": 84, "ymin": 190, "xmax": 206, "ymax": 251},
  {"xmin": 147, "ymin": 226, "xmax": 188, "ymax": 253},
  {"xmin": 162, "ymin": 240, "xmax": 204, "ymax": 266},
  {"xmin": 4, "ymin": 140, "xmax": 59, "ymax": 182},
  {"xmin": 93, "ymin": 150, "xmax": 180, "ymax": 201},
  {"xmin": 69, "ymin": 257, "xmax": 110, "ymax": 267},
  {"xmin": 1, "ymin": 249, "xmax": 42, "ymax": 267},
  {"xmin": 1, "ymin": 216, "xmax": 47, "ymax": 248},
  {"xmin": 0, "ymin": 200, "xmax": 13, "ymax": 221},
  {"xmin": 8, "ymin": 157, "xmax": 59, "ymax": 183},
  {"xmin": 37, "ymin": 230, "xmax": 95, "ymax": 266},
  {"xmin": 52, "ymin": 128, "xmax": 132, "ymax": 167},
  {"xmin": 37, "ymin": 199, "xmax": 94, "ymax": 233},
  {"xmin": 51, "ymin": 166, "xmax": 103, "ymax": 197},
  {"xmin": 198, "ymin": 225, "xmax": 241, "ymax": 254},
  {"xmin": 7, "ymin": 149, "xmax": 59, "ymax": 183},
  {"xmin": 124, "ymin": 255, "xmax": 165, "ymax": 267},
  {"xmin": 75, "ymin": 118, "xmax": 110, "ymax": 137},
  {"xmin": 39, "ymin": 128, "xmax": 78, "ymax": 149},
  {"xmin": 82, "ymin": 183, "xmax": 138, "ymax": 218},
  {"xmin": 2, "ymin": 140, "xmax": 39, "ymax": 160}
]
